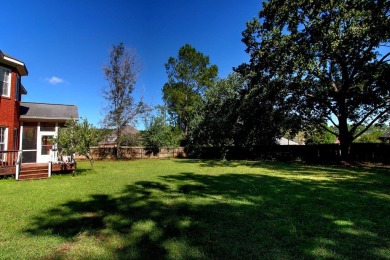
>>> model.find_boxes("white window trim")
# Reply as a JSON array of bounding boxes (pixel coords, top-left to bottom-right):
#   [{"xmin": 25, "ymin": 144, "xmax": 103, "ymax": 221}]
[
  {"xmin": 0, "ymin": 127, "xmax": 8, "ymax": 151},
  {"xmin": 0, "ymin": 66, "xmax": 12, "ymax": 98}
]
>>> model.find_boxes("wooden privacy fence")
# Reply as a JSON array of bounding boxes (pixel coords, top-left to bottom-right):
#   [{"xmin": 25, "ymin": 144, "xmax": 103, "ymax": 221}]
[
  {"xmin": 186, "ymin": 143, "xmax": 390, "ymax": 164},
  {"xmin": 89, "ymin": 146, "xmax": 186, "ymax": 160}
]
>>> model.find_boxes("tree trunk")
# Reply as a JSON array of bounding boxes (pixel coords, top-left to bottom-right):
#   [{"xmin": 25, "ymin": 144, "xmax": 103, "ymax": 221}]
[
  {"xmin": 116, "ymin": 127, "xmax": 121, "ymax": 159},
  {"xmin": 86, "ymin": 153, "xmax": 94, "ymax": 170},
  {"xmin": 339, "ymin": 134, "xmax": 352, "ymax": 161},
  {"xmin": 337, "ymin": 87, "xmax": 354, "ymax": 161},
  {"xmin": 338, "ymin": 114, "xmax": 352, "ymax": 161}
]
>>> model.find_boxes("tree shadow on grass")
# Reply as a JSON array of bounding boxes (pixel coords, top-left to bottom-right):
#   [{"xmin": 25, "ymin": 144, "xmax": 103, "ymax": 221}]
[{"xmin": 25, "ymin": 168, "xmax": 389, "ymax": 259}]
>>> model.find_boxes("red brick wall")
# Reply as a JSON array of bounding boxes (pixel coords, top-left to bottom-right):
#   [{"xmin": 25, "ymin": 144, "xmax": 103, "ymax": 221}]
[{"xmin": 0, "ymin": 69, "xmax": 20, "ymax": 150}]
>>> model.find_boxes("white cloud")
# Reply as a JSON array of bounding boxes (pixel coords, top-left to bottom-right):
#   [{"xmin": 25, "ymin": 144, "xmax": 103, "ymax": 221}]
[{"xmin": 46, "ymin": 76, "xmax": 64, "ymax": 85}]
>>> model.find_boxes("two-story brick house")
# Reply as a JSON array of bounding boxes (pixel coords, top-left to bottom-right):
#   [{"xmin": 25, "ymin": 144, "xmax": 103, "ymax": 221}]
[
  {"xmin": 1, "ymin": 51, "xmax": 78, "ymax": 171},
  {"xmin": 0, "ymin": 51, "xmax": 27, "ymax": 153}
]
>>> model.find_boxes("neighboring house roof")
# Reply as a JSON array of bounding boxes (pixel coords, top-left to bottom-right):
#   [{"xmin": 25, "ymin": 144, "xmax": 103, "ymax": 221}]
[
  {"xmin": 277, "ymin": 137, "xmax": 300, "ymax": 145},
  {"xmin": 122, "ymin": 125, "xmax": 139, "ymax": 135},
  {"xmin": 99, "ymin": 126, "xmax": 139, "ymax": 145},
  {"xmin": 378, "ymin": 131, "xmax": 390, "ymax": 141},
  {"xmin": 19, "ymin": 102, "xmax": 78, "ymax": 122},
  {"xmin": 0, "ymin": 50, "xmax": 28, "ymax": 76}
]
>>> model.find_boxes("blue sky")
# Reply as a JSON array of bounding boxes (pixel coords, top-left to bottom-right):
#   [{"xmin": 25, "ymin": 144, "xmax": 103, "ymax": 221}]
[{"xmin": 2, "ymin": 0, "xmax": 261, "ymax": 128}]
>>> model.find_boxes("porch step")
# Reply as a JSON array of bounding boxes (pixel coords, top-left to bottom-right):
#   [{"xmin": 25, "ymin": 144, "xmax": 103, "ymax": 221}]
[{"xmin": 18, "ymin": 164, "xmax": 48, "ymax": 180}]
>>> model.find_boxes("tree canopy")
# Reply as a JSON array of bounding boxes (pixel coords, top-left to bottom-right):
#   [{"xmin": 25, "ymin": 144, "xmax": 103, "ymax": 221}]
[
  {"xmin": 56, "ymin": 118, "xmax": 100, "ymax": 169},
  {"xmin": 162, "ymin": 44, "xmax": 218, "ymax": 137},
  {"xmin": 237, "ymin": 0, "xmax": 390, "ymax": 158},
  {"xmin": 142, "ymin": 106, "xmax": 183, "ymax": 154}
]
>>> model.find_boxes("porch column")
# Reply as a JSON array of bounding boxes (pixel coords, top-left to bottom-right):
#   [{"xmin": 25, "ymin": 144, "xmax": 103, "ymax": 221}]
[
  {"xmin": 19, "ymin": 123, "xmax": 23, "ymax": 150},
  {"xmin": 17, "ymin": 123, "xmax": 23, "ymax": 179}
]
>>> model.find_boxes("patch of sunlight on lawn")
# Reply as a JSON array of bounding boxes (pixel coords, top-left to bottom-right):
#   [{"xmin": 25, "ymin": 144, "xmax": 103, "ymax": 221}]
[
  {"xmin": 307, "ymin": 238, "xmax": 339, "ymax": 259},
  {"xmin": 333, "ymin": 219, "xmax": 377, "ymax": 237},
  {"xmin": 373, "ymin": 247, "xmax": 390, "ymax": 259},
  {"xmin": 365, "ymin": 191, "xmax": 390, "ymax": 201},
  {"xmin": 310, "ymin": 246, "xmax": 340, "ymax": 259},
  {"xmin": 53, "ymin": 231, "xmax": 113, "ymax": 260},
  {"xmin": 339, "ymin": 227, "xmax": 377, "ymax": 237},
  {"xmin": 333, "ymin": 220, "xmax": 354, "ymax": 226},
  {"xmin": 163, "ymin": 239, "xmax": 205, "ymax": 259},
  {"xmin": 268, "ymin": 172, "xmax": 360, "ymax": 182},
  {"xmin": 130, "ymin": 220, "xmax": 163, "ymax": 242}
]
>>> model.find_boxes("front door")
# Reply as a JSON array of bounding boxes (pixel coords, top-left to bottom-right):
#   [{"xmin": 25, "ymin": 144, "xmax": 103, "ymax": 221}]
[
  {"xmin": 37, "ymin": 134, "xmax": 55, "ymax": 163},
  {"xmin": 22, "ymin": 125, "xmax": 38, "ymax": 163}
]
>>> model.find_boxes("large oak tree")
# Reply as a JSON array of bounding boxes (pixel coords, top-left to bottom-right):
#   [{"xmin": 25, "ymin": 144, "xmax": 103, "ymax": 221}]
[{"xmin": 237, "ymin": 0, "xmax": 390, "ymax": 158}]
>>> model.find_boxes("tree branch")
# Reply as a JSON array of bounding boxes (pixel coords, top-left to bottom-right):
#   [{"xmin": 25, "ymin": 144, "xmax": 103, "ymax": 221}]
[
  {"xmin": 318, "ymin": 123, "xmax": 338, "ymax": 136},
  {"xmin": 352, "ymin": 107, "xmax": 390, "ymax": 140},
  {"xmin": 379, "ymin": 52, "xmax": 390, "ymax": 63},
  {"xmin": 350, "ymin": 101, "xmax": 389, "ymax": 134}
]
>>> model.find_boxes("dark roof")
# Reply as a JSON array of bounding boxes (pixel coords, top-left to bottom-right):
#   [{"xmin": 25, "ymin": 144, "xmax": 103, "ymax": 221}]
[
  {"xmin": 122, "ymin": 125, "xmax": 139, "ymax": 135},
  {"xmin": 20, "ymin": 102, "xmax": 78, "ymax": 122},
  {"xmin": 99, "ymin": 126, "xmax": 139, "ymax": 144}
]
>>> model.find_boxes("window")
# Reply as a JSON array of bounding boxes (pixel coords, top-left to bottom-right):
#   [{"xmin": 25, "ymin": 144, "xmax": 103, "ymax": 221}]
[
  {"xmin": 15, "ymin": 75, "xmax": 20, "ymax": 101},
  {"xmin": 0, "ymin": 127, "xmax": 7, "ymax": 151},
  {"xmin": 41, "ymin": 135, "xmax": 54, "ymax": 155},
  {"xmin": 0, "ymin": 67, "xmax": 11, "ymax": 97},
  {"xmin": 40, "ymin": 122, "xmax": 56, "ymax": 132}
]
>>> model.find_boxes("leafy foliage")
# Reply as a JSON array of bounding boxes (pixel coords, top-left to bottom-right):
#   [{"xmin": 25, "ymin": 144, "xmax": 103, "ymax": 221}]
[
  {"xmin": 57, "ymin": 118, "xmax": 100, "ymax": 169},
  {"xmin": 142, "ymin": 107, "xmax": 183, "ymax": 154},
  {"xmin": 118, "ymin": 132, "xmax": 142, "ymax": 146},
  {"xmin": 237, "ymin": 0, "xmax": 390, "ymax": 158},
  {"xmin": 102, "ymin": 43, "xmax": 149, "ymax": 158},
  {"xmin": 191, "ymin": 71, "xmax": 301, "ymax": 148},
  {"xmin": 305, "ymin": 125, "xmax": 338, "ymax": 144},
  {"xmin": 353, "ymin": 124, "xmax": 389, "ymax": 143},
  {"xmin": 162, "ymin": 44, "xmax": 218, "ymax": 137},
  {"xmin": 190, "ymin": 73, "xmax": 242, "ymax": 147}
]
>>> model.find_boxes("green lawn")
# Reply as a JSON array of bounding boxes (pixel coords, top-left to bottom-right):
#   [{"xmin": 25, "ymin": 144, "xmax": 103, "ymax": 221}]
[{"xmin": 0, "ymin": 160, "xmax": 389, "ymax": 259}]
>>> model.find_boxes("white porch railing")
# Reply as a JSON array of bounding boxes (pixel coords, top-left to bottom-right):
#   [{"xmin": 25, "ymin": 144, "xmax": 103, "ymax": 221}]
[{"xmin": 0, "ymin": 150, "xmax": 20, "ymax": 178}]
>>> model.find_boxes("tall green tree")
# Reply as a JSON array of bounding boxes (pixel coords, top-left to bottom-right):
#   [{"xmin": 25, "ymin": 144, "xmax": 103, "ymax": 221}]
[
  {"xmin": 191, "ymin": 73, "xmax": 242, "ymax": 147},
  {"xmin": 162, "ymin": 44, "xmax": 218, "ymax": 137},
  {"xmin": 102, "ymin": 43, "xmax": 149, "ymax": 158},
  {"xmin": 237, "ymin": 0, "xmax": 390, "ymax": 159},
  {"xmin": 192, "ymin": 72, "xmax": 299, "ymax": 148},
  {"xmin": 57, "ymin": 118, "xmax": 100, "ymax": 169}
]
